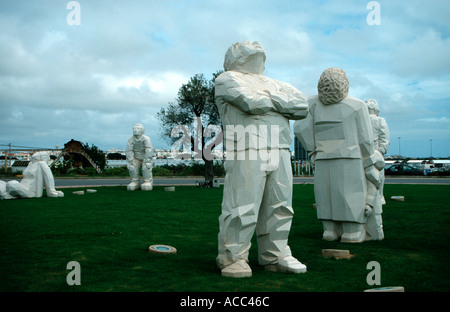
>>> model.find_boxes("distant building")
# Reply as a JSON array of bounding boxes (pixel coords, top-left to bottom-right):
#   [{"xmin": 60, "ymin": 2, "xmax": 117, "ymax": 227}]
[
  {"xmin": 106, "ymin": 148, "xmax": 125, "ymax": 155},
  {"xmin": 294, "ymin": 137, "xmax": 309, "ymax": 161},
  {"xmin": 11, "ymin": 160, "xmax": 30, "ymax": 173}
]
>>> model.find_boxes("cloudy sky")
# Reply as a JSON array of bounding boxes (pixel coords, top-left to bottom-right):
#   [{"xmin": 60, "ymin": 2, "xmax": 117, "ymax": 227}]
[{"xmin": 1, "ymin": 0, "xmax": 449, "ymax": 158}]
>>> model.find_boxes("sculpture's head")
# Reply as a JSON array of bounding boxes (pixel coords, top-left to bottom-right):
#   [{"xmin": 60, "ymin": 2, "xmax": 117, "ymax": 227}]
[
  {"xmin": 223, "ymin": 41, "xmax": 266, "ymax": 75},
  {"xmin": 317, "ymin": 67, "xmax": 349, "ymax": 105},
  {"xmin": 365, "ymin": 99, "xmax": 380, "ymax": 116},
  {"xmin": 133, "ymin": 123, "xmax": 145, "ymax": 137},
  {"xmin": 31, "ymin": 151, "xmax": 50, "ymax": 163}
]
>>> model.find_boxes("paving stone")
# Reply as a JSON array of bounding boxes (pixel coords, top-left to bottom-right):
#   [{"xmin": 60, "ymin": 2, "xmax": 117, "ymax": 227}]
[
  {"xmin": 322, "ymin": 249, "xmax": 354, "ymax": 259},
  {"xmin": 364, "ymin": 286, "xmax": 405, "ymax": 292},
  {"xmin": 390, "ymin": 196, "xmax": 405, "ymax": 202}
]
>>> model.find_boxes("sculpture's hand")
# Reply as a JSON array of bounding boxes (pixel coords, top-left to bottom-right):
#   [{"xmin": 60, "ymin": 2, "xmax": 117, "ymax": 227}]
[
  {"xmin": 364, "ymin": 204, "xmax": 373, "ymax": 217},
  {"xmin": 365, "ymin": 165, "xmax": 381, "ymax": 189},
  {"xmin": 126, "ymin": 152, "xmax": 135, "ymax": 163},
  {"xmin": 308, "ymin": 151, "xmax": 316, "ymax": 168},
  {"xmin": 373, "ymin": 150, "xmax": 385, "ymax": 171},
  {"xmin": 287, "ymin": 100, "xmax": 309, "ymax": 120},
  {"xmin": 127, "ymin": 158, "xmax": 137, "ymax": 169},
  {"xmin": 268, "ymin": 91, "xmax": 308, "ymax": 120}
]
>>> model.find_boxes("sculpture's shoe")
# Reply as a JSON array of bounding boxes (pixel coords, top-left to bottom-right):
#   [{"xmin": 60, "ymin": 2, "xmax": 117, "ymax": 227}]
[
  {"xmin": 323, "ymin": 230, "xmax": 339, "ymax": 241},
  {"xmin": 47, "ymin": 190, "xmax": 64, "ymax": 197},
  {"xmin": 341, "ymin": 231, "xmax": 366, "ymax": 243},
  {"xmin": 221, "ymin": 260, "xmax": 252, "ymax": 278},
  {"xmin": 341, "ymin": 222, "xmax": 366, "ymax": 243},
  {"xmin": 265, "ymin": 256, "xmax": 307, "ymax": 274},
  {"xmin": 141, "ymin": 182, "xmax": 153, "ymax": 191},
  {"xmin": 127, "ymin": 182, "xmax": 140, "ymax": 191}
]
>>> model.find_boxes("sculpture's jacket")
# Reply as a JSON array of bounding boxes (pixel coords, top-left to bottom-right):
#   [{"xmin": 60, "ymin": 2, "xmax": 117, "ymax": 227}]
[
  {"xmin": 294, "ymin": 95, "xmax": 379, "ymax": 223},
  {"xmin": 296, "ymin": 95, "xmax": 375, "ymax": 161},
  {"xmin": 369, "ymin": 114, "xmax": 390, "ymax": 155},
  {"xmin": 215, "ymin": 71, "xmax": 308, "ymax": 152},
  {"xmin": 126, "ymin": 135, "xmax": 154, "ymax": 163}
]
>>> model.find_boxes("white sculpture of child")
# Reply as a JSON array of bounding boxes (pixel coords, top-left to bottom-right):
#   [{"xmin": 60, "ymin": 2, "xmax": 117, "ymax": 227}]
[{"xmin": 365, "ymin": 99, "xmax": 390, "ymax": 240}]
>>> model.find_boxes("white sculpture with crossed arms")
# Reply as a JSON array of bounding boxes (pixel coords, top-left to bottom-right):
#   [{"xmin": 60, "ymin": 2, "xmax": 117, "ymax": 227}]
[{"xmin": 215, "ymin": 41, "xmax": 309, "ymax": 277}]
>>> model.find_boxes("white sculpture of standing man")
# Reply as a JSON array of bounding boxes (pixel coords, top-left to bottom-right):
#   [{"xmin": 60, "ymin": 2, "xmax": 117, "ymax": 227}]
[
  {"xmin": 126, "ymin": 123, "xmax": 154, "ymax": 191},
  {"xmin": 0, "ymin": 151, "xmax": 64, "ymax": 199},
  {"xmin": 294, "ymin": 68, "xmax": 384, "ymax": 243},
  {"xmin": 215, "ymin": 41, "xmax": 309, "ymax": 277},
  {"xmin": 365, "ymin": 99, "xmax": 390, "ymax": 240}
]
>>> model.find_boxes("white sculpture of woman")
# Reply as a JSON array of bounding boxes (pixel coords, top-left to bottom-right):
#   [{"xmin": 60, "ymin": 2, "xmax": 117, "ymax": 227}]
[{"xmin": 294, "ymin": 68, "xmax": 384, "ymax": 243}]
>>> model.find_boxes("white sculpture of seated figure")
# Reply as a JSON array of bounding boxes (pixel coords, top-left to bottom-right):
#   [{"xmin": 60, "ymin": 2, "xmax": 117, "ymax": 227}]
[
  {"xmin": 126, "ymin": 123, "xmax": 155, "ymax": 191},
  {"xmin": 294, "ymin": 68, "xmax": 384, "ymax": 243},
  {"xmin": 0, "ymin": 151, "xmax": 64, "ymax": 199}
]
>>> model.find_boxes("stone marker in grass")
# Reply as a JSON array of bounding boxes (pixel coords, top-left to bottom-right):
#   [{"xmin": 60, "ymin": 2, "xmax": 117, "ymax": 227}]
[{"xmin": 322, "ymin": 249, "xmax": 354, "ymax": 259}]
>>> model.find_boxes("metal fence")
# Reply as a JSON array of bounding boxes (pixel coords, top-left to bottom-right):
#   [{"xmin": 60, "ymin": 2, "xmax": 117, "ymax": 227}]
[{"xmin": 292, "ymin": 160, "xmax": 313, "ymax": 176}]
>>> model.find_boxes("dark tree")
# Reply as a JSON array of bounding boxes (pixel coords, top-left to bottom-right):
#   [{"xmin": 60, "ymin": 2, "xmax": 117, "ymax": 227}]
[
  {"xmin": 82, "ymin": 142, "xmax": 107, "ymax": 172},
  {"xmin": 157, "ymin": 72, "xmax": 223, "ymax": 186},
  {"xmin": 107, "ymin": 152, "xmax": 126, "ymax": 160}
]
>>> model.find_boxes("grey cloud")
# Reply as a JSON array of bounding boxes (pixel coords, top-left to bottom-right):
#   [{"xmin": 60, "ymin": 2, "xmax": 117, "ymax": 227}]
[{"xmin": 1, "ymin": 0, "xmax": 449, "ymax": 157}]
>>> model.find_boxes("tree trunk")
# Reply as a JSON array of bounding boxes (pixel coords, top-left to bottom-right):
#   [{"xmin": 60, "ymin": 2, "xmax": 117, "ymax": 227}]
[{"xmin": 204, "ymin": 159, "xmax": 214, "ymax": 187}]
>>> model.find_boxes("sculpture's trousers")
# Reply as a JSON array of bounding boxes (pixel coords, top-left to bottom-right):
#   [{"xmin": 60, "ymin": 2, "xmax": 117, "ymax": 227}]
[
  {"xmin": 217, "ymin": 149, "xmax": 294, "ymax": 268},
  {"xmin": 127, "ymin": 159, "xmax": 153, "ymax": 182},
  {"xmin": 6, "ymin": 161, "xmax": 61, "ymax": 198}
]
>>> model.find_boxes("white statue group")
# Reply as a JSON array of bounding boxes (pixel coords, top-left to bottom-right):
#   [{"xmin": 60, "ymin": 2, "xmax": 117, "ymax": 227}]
[
  {"xmin": 1, "ymin": 40, "xmax": 390, "ymax": 281},
  {"xmin": 215, "ymin": 41, "xmax": 390, "ymax": 278},
  {"xmin": 0, "ymin": 123, "xmax": 156, "ymax": 199}
]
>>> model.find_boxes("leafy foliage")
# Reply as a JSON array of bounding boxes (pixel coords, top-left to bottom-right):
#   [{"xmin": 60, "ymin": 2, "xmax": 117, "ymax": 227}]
[
  {"xmin": 83, "ymin": 142, "xmax": 107, "ymax": 171},
  {"xmin": 157, "ymin": 72, "xmax": 222, "ymax": 145},
  {"xmin": 51, "ymin": 142, "xmax": 107, "ymax": 175},
  {"xmin": 157, "ymin": 71, "xmax": 223, "ymax": 184}
]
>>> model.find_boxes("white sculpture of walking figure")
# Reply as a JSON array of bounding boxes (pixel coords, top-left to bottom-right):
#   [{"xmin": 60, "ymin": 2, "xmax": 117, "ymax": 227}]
[
  {"xmin": 215, "ymin": 41, "xmax": 309, "ymax": 277},
  {"xmin": 0, "ymin": 151, "xmax": 64, "ymax": 199},
  {"xmin": 365, "ymin": 99, "xmax": 390, "ymax": 240},
  {"xmin": 294, "ymin": 68, "xmax": 384, "ymax": 243},
  {"xmin": 126, "ymin": 123, "xmax": 155, "ymax": 191}
]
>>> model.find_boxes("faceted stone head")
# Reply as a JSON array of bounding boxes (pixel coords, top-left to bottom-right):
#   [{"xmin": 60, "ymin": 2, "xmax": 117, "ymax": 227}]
[
  {"xmin": 133, "ymin": 123, "xmax": 145, "ymax": 137},
  {"xmin": 365, "ymin": 99, "xmax": 380, "ymax": 116},
  {"xmin": 317, "ymin": 67, "xmax": 349, "ymax": 105},
  {"xmin": 31, "ymin": 151, "xmax": 50, "ymax": 163},
  {"xmin": 223, "ymin": 41, "xmax": 266, "ymax": 75}
]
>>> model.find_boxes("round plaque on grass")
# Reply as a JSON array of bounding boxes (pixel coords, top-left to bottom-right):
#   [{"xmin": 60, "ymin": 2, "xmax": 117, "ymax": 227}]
[{"xmin": 149, "ymin": 244, "xmax": 177, "ymax": 254}]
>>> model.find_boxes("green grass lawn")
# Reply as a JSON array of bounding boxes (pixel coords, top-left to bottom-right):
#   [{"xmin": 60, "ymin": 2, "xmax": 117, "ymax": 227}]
[{"xmin": 0, "ymin": 183, "xmax": 449, "ymax": 292}]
